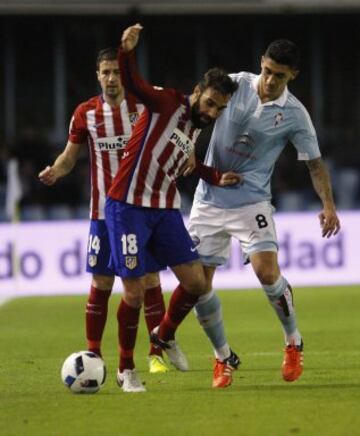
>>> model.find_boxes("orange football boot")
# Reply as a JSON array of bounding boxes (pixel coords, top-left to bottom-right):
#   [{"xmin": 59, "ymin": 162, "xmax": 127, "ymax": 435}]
[{"xmin": 282, "ymin": 340, "xmax": 304, "ymax": 382}]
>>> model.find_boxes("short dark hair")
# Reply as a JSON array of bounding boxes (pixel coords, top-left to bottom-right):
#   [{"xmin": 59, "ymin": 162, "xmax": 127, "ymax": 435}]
[
  {"xmin": 264, "ymin": 39, "xmax": 300, "ymax": 70},
  {"xmin": 198, "ymin": 68, "xmax": 238, "ymax": 96},
  {"xmin": 96, "ymin": 47, "xmax": 117, "ymax": 70}
]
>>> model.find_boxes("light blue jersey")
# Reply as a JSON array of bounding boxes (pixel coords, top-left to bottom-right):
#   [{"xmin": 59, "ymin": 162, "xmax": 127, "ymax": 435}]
[{"xmin": 195, "ymin": 72, "xmax": 321, "ymax": 208}]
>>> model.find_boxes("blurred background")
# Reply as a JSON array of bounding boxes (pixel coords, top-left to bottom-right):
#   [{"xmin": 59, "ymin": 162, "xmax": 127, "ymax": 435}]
[{"xmin": 1, "ymin": 0, "xmax": 360, "ymax": 221}]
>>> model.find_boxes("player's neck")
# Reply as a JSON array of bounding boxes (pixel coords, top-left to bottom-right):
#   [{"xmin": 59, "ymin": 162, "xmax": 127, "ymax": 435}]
[
  {"xmin": 103, "ymin": 89, "xmax": 125, "ymax": 107},
  {"xmin": 257, "ymin": 80, "xmax": 280, "ymax": 104}
]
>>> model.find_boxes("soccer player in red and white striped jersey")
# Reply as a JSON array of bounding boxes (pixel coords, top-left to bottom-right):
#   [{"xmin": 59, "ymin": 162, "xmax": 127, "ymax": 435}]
[
  {"xmin": 39, "ymin": 47, "xmax": 170, "ymax": 374},
  {"xmin": 106, "ymin": 24, "xmax": 241, "ymax": 392}
]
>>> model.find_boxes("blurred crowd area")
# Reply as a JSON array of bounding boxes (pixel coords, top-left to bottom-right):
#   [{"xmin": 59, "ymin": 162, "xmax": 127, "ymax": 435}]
[{"xmin": 1, "ymin": 12, "xmax": 359, "ymax": 221}]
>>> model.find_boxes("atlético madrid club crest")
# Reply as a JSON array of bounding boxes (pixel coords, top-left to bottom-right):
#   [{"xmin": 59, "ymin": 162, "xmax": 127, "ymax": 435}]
[
  {"xmin": 125, "ymin": 256, "xmax": 137, "ymax": 270},
  {"xmin": 129, "ymin": 112, "xmax": 139, "ymax": 127},
  {"xmin": 88, "ymin": 255, "xmax": 97, "ymax": 267}
]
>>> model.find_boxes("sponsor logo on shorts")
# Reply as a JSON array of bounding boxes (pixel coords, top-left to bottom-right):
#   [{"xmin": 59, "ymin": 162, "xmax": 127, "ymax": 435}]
[
  {"xmin": 125, "ymin": 256, "xmax": 137, "ymax": 270},
  {"xmin": 191, "ymin": 235, "xmax": 200, "ymax": 247},
  {"xmin": 88, "ymin": 254, "xmax": 97, "ymax": 267},
  {"xmin": 95, "ymin": 135, "xmax": 130, "ymax": 151},
  {"xmin": 169, "ymin": 128, "xmax": 194, "ymax": 157},
  {"xmin": 191, "ymin": 235, "xmax": 200, "ymax": 252}
]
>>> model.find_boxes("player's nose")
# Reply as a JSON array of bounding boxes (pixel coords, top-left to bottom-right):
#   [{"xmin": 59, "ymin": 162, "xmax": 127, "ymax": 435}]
[
  {"xmin": 266, "ymin": 75, "xmax": 276, "ymax": 85},
  {"xmin": 207, "ymin": 107, "xmax": 220, "ymax": 118}
]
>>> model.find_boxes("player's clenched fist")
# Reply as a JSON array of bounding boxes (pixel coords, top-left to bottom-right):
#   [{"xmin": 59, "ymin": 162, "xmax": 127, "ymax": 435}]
[
  {"xmin": 121, "ymin": 23, "xmax": 143, "ymax": 52},
  {"xmin": 38, "ymin": 165, "xmax": 58, "ymax": 185}
]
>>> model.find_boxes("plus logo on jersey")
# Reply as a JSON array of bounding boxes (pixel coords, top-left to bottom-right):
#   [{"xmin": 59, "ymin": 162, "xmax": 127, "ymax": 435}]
[
  {"xmin": 169, "ymin": 128, "xmax": 195, "ymax": 157},
  {"xmin": 95, "ymin": 135, "xmax": 130, "ymax": 151},
  {"xmin": 274, "ymin": 112, "xmax": 284, "ymax": 127}
]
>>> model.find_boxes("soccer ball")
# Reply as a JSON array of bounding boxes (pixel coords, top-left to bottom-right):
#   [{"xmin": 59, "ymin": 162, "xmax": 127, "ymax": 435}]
[{"xmin": 61, "ymin": 351, "xmax": 106, "ymax": 394}]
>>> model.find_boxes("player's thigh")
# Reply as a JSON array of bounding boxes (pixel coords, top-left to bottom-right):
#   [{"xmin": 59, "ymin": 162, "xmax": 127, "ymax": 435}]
[
  {"xmin": 227, "ymin": 201, "xmax": 278, "ymax": 263},
  {"xmin": 171, "ymin": 260, "xmax": 206, "ymax": 295},
  {"xmin": 150, "ymin": 209, "xmax": 199, "ymax": 269},
  {"xmin": 105, "ymin": 199, "xmax": 151, "ymax": 278},
  {"xmin": 87, "ymin": 219, "xmax": 115, "ymax": 278},
  {"xmin": 188, "ymin": 202, "xmax": 232, "ymax": 266}
]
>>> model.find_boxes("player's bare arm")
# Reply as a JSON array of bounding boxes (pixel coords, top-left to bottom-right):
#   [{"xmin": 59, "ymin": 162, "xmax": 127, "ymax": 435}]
[
  {"xmin": 306, "ymin": 157, "xmax": 341, "ymax": 238},
  {"xmin": 121, "ymin": 23, "xmax": 143, "ymax": 53},
  {"xmin": 218, "ymin": 171, "xmax": 243, "ymax": 186},
  {"xmin": 38, "ymin": 141, "xmax": 83, "ymax": 185}
]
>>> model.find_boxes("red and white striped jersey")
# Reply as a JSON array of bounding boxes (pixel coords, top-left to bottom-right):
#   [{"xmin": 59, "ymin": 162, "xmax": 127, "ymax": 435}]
[
  {"xmin": 108, "ymin": 50, "xmax": 201, "ymax": 209},
  {"xmin": 68, "ymin": 93, "xmax": 142, "ymax": 219}
]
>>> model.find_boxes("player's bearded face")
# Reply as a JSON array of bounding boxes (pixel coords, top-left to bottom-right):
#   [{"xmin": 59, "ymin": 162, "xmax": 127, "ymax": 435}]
[
  {"xmin": 97, "ymin": 60, "xmax": 122, "ymax": 99},
  {"xmin": 191, "ymin": 88, "xmax": 229, "ymax": 128},
  {"xmin": 191, "ymin": 97, "xmax": 215, "ymax": 128}
]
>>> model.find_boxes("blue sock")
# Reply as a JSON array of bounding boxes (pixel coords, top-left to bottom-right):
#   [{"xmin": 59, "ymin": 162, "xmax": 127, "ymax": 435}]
[
  {"xmin": 194, "ymin": 290, "xmax": 230, "ymax": 360},
  {"xmin": 262, "ymin": 276, "xmax": 302, "ymax": 346}
]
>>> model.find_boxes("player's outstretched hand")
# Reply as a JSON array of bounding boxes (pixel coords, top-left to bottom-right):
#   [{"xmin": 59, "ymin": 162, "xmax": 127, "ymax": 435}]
[
  {"xmin": 318, "ymin": 207, "xmax": 341, "ymax": 238},
  {"xmin": 219, "ymin": 171, "xmax": 243, "ymax": 186},
  {"xmin": 38, "ymin": 165, "xmax": 57, "ymax": 186},
  {"xmin": 121, "ymin": 23, "xmax": 143, "ymax": 52}
]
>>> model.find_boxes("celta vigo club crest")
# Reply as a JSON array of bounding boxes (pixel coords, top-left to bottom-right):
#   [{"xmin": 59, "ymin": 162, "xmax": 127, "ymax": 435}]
[{"xmin": 125, "ymin": 256, "xmax": 137, "ymax": 270}]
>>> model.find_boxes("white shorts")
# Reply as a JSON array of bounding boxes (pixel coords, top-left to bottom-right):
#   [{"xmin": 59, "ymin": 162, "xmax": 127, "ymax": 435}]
[{"xmin": 188, "ymin": 201, "xmax": 278, "ymax": 266}]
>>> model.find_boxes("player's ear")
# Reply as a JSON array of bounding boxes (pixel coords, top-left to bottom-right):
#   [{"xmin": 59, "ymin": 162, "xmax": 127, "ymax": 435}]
[
  {"xmin": 290, "ymin": 69, "xmax": 299, "ymax": 81},
  {"xmin": 193, "ymin": 85, "xmax": 201, "ymax": 97}
]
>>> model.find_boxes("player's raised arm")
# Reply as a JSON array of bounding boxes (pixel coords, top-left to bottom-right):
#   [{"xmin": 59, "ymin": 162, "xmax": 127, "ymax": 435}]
[
  {"xmin": 118, "ymin": 24, "xmax": 174, "ymax": 111},
  {"xmin": 121, "ymin": 23, "xmax": 143, "ymax": 53}
]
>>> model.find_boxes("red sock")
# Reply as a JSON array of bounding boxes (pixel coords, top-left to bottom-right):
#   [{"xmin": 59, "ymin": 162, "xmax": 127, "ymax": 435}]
[
  {"xmin": 144, "ymin": 285, "xmax": 166, "ymax": 356},
  {"xmin": 117, "ymin": 299, "xmax": 141, "ymax": 371},
  {"xmin": 86, "ymin": 286, "xmax": 111, "ymax": 357},
  {"xmin": 158, "ymin": 285, "xmax": 199, "ymax": 342}
]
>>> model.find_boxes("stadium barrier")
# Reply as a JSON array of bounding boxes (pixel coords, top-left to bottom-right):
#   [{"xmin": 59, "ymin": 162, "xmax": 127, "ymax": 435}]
[{"xmin": 0, "ymin": 211, "xmax": 359, "ymax": 298}]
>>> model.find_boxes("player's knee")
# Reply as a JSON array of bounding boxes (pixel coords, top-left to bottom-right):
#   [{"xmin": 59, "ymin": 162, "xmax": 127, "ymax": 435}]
[
  {"xmin": 143, "ymin": 272, "xmax": 161, "ymax": 289},
  {"xmin": 92, "ymin": 275, "xmax": 114, "ymax": 290},
  {"xmin": 123, "ymin": 290, "xmax": 144, "ymax": 308},
  {"xmin": 183, "ymin": 274, "xmax": 207, "ymax": 295},
  {"xmin": 122, "ymin": 278, "xmax": 145, "ymax": 308},
  {"xmin": 256, "ymin": 269, "xmax": 279, "ymax": 286}
]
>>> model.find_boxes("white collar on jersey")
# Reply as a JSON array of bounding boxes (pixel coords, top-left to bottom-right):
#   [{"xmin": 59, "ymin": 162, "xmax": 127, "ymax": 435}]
[{"xmin": 251, "ymin": 74, "xmax": 288, "ymax": 107}]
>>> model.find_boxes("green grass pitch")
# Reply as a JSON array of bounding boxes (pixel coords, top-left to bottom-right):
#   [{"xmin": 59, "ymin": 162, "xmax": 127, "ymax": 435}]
[{"xmin": 1, "ymin": 285, "xmax": 360, "ymax": 436}]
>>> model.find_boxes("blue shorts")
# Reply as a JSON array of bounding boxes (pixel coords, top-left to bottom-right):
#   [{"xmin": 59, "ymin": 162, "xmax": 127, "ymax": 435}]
[
  {"xmin": 86, "ymin": 219, "xmax": 114, "ymax": 276},
  {"xmin": 105, "ymin": 197, "xmax": 199, "ymax": 278}
]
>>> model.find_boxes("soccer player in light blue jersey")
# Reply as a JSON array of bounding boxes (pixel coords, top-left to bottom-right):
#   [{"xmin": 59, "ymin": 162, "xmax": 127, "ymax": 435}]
[{"xmin": 188, "ymin": 39, "xmax": 341, "ymax": 387}]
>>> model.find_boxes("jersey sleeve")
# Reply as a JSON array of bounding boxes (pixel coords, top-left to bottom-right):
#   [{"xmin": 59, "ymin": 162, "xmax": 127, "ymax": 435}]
[
  {"xmin": 68, "ymin": 104, "xmax": 88, "ymax": 144},
  {"xmin": 288, "ymin": 107, "xmax": 321, "ymax": 161},
  {"xmin": 118, "ymin": 48, "xmax": 178, "ymax": 113},
  {"xmin": 195, "ymin": 158, "xmax": 222, "ymax": 186}
]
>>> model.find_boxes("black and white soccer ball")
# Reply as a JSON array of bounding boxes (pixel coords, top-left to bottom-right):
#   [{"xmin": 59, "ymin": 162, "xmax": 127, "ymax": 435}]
[{"xmin": 61, "ymin": 351, "xmax": 106, "ymax": 394}]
